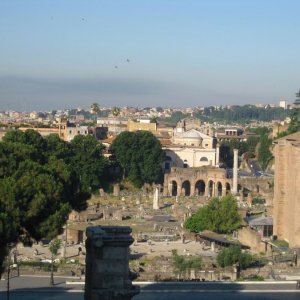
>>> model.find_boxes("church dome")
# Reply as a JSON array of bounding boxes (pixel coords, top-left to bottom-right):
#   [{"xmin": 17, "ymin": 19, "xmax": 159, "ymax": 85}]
[{"xmin": 180, "ymin": 129, "xmax": 203, "ymax": 140}]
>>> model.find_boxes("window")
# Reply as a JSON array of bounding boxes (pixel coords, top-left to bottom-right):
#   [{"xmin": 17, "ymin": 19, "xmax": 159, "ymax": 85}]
[
  {"xmin": 200, "ymin": 157, "xmax": 208, "ymax": 162},
  {"xmin": 263, "ymin": 225, "xmax": 273, "ymax": 237}
]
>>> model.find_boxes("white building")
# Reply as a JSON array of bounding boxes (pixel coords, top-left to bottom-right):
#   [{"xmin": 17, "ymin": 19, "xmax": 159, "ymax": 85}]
[
  {"xmin": 163, "ymin": 116, "xmax": 218, "ymax": 170},
  {"xmin": 279, "ymin": 100, "xmax": 288, "ymax": 109},
  {"xmin": 64, "ymin": 125, "xmax": 89, "ymax": 142}
]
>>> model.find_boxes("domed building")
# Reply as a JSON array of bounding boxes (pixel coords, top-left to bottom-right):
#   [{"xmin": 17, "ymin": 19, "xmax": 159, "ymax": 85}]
[{"xmin": 163, "ymin": 116, "xmax": 219, "ymax": 170}]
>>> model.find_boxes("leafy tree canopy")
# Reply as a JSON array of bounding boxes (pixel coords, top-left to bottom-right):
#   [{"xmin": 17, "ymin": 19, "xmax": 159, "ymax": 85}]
[
  {"xmin": 184, "ymin": 194, "xmax": 241, "ymax": 234},
  {"xmin": 69, "ymin": 135, "xmax": 107, "ymax": 192},
  {"xmin": 217, "ymin": 245, "xmax": 253, "ymax": 269},
  {"xmin": 0, "ymin": 130, "xmax": 108, "ymax": 274},
  {"xmin": 111, "ymin": 107, "xmax": 121, "ymax": 117},
  {"xmin": 257, "ymin": 134, "xmax": 273, "ymax": 171},
  {"xmin": 110, "ymin": 131, "xmax": 164, "ymax": 188}
]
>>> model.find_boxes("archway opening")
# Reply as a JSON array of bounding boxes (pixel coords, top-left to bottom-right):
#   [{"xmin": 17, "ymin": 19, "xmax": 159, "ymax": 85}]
[
  {"xmin": 217, "ymin": 182, "xmax": 222, "ymax": 197},
  {"xmin": 195, "ymin": 180, "xmax": 206, "ymax": 196},
  {"xmin": 208, "ymin": 180, "xmax": 214, "ymax": 197},
  {"xmin": 171, "ymin": 180, "xmax": 177, "ymax": 196},
  {"xmin": 226, "ymin": 183, "xmax": 231, "ymax": 194},
  {"xmin": 182, "ymin": 180, "xmax": 191, "ymax": 196}
]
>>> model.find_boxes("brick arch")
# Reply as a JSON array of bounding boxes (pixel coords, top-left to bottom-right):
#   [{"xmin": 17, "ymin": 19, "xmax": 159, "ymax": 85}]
[
  {"xmin": 169, "ymin": 180, "xmax": 178, "ymax": 196},
  {"xmin": 226, "ymin": 182, "xmax": 231, "ymax": 194},
  {"xmin": 163, "ymin": 167, "xmax": 233, "ymax": 197},
  {"xmin": 207, "ymin": 180, "xmax": 214, "ymax": 197},
  {"xmin": 195, "ymin": 179, "xmax": 206, "ymax": 196},
  {"xmin": 182, "ymin": 180, "xmax": 191, "ymax": 196},
  {"xmin": 217, "ymin": 181, "xmax": 223, "ymax": 197}
]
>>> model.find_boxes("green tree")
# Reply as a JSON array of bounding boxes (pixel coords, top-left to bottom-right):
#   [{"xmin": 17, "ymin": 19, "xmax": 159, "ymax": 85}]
[
  {"xmin": 110, "ymin": 131, "xmax": 164, "ymax": 188},
  {"xmin": 69, "ymin": 135, "xmax": 107, "ymax": 192},
  {"xmin": 287, "ymin": 108, "xmax": 299, "ymax": 134},
  {"xmin": 217, "ymin": 245, "xmax": 253, "ymax": 269},
  {"xmin": 49, "ymin": 238, "xmax": 61, "ymax": 285},
  {"xmin": 0, "ymin": 131, "xmax": 91, "ymax": 275},
  {"xmin": 111, "ymin": 106, "xmax": 121, "ymax": 117},
  {"xmin": 184, "ymin": 194, "xmax": 241, "ymax": 234},
  {"xmin": 90, "ymin": 103, "xmax": 100, "ymax": 120},
  {"xmin": 257, "ymin": 134, "xmax": 273, "ymax": 170}
]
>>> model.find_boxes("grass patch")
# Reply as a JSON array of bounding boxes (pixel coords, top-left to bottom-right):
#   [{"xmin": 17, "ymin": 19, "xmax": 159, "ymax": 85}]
[
  {"xmin": 272, "ymin": 239, "xmax": 289, "ymax": 248},
  {"xmin": 237, "ymin": 275, "xmax": 264, "ymax": 281}
]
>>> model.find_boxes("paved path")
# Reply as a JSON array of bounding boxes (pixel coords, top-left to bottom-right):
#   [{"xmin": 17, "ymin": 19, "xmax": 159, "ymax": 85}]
[{"xmin": 1, "ymin": 276, "xmax": 300, "ymax": 300}]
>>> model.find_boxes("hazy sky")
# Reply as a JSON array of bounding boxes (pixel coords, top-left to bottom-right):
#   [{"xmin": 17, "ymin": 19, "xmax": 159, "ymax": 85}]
[{"xmin": 1, "ymin": 0, "xmax": 300, "ymax": 111}]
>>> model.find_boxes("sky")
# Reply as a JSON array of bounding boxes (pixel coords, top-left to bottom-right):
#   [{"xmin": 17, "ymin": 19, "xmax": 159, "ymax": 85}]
[{"xmin": 1, "ymin": 0, "xmax": 300, "ymax": 111}]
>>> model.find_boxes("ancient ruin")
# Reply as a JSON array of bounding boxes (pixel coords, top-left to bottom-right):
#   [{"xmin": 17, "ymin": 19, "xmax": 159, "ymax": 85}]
[
  {"xmin": 163, "ymin": 166, "xmax": 232, "ymax": 197},
  {"xmin": 85, "ymin": 226, "xmax": 139, "ymax": 300}
]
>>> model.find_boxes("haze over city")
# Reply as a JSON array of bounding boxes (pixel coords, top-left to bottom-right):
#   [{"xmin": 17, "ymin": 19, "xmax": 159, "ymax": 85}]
[{"xmin": 1, "ymin": 0, "xmax": 300, "ymax": 111}]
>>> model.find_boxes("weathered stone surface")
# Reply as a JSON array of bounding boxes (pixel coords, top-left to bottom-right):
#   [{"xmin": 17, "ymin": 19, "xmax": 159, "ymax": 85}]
[
  {"xmin": 273, "ymin": 132, "xmax": 300, "ymax": 248},
  {"xmin": 85, "ymin": 226, "xmax": 139, "ymax": 300}
]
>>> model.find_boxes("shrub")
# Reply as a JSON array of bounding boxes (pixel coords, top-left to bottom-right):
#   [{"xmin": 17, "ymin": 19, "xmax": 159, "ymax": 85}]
[
  {"xmin": 184, "ymin": 194, "xmax": 241, "ymax": 234},
  {"xmin": 217, "ymin": 246, "xmax": 253, "ymax": 269}
]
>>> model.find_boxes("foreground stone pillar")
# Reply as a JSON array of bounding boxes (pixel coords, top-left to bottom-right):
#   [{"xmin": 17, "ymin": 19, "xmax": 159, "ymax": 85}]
[{"xmin": 85, "ymin": 226, "xmax": 139, "ymax": 300}]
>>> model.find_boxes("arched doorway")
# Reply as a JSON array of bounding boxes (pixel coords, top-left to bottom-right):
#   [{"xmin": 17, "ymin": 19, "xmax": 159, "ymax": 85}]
[
  {"xmin": 182, "ymin": 180, "xmax": 191, "ymax": 196},
  {"xmin": 195, "ymin": 180, "xmax": 205, "ymax": 196},
  {"xmin": 171, "ymin": 180, "xmax": 177, "ymax": 196},
  {"xmin": 226, "ymin": 183, "xmax": 231, "ymax": 194},
  {"xmin": 208, "ymin": 180, "xmax": 214, "ymax": 197},
  {"xmin": 217, "ymin": 182, "xmax": 222, "ymax": 197}
]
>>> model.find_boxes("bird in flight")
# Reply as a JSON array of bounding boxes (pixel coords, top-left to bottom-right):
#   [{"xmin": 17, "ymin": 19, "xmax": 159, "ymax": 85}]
[{"xmin": 126, "ymin": 58, "xmax": 130, "ymax": 63}]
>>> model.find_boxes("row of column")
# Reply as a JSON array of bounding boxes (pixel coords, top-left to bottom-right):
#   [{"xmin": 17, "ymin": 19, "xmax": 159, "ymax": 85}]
[{"xmin": 168, "ymin": 181, "xmax": 230, "ymax": 197}]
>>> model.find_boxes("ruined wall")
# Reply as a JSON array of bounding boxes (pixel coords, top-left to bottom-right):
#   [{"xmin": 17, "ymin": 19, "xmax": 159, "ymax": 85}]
[
  {"xmin": 237, "ymin": 227, "xmax": 266, "ymax": 254},
  {"xmin": 273, "ymin": 133, "xmax": 300, "ymax": 248},
  {"xmin": 163, "ymin": 166, "xmax": 231, "ymax": 197},
  {"xmin": 238, "ymin": 177, "xmax": 274, "ymax": 205}
]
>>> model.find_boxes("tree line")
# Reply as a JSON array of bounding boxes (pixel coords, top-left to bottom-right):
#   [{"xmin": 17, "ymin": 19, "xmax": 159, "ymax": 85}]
[{"xmin": 161, "ymin": 105, "xmax": 291, "ymax": 125}]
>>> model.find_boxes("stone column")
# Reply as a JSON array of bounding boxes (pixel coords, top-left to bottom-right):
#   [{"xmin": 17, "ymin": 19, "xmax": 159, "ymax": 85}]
[
  {"xmin": 212, "ymin": 182, "xmax": 216, "ymax": 197},
  {"xmin": 85, "ymin": 226, "xmax": 139, "ymax": 300},
  {"xmin": 167, "ymin": 182, "xmax": 172, "ymax": 197},
  {"xmin": 232, "ymin": 149, "xmax": 238, "ymax": 194},
  {"xmin": 205, "ymin": 183, "xmax": 209, "ymax": 197},
  {"xmin": 177, "ymin": 182, "xmax": 182, "ymax": 197},
  {"xmin": 113, "ymin": 184, "xmax": 120, "ymax": 197},
  {"xmin": 216, "ymin": 144, "xmax": 220, "ymax": 166},
  {"xmin": 153, "ymin": 187, "xmax": 160, "ymax": 210},
  {"xmin": 190, "ymin": 182, "xmax": 195, "ymax": 197},
  {"xmin": 163, "ymin": 175, "xmax": 169, "ymax": 196}
]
